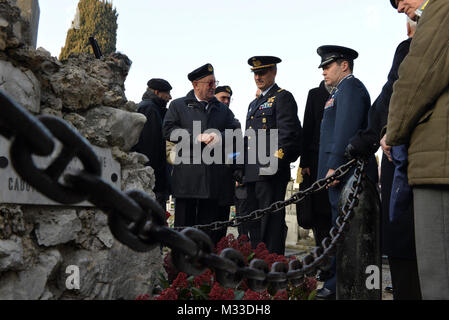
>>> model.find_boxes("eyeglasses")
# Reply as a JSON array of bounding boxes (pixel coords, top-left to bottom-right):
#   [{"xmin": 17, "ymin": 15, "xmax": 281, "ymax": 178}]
[{"xmin": 197, "ymin": 80, "xmax": 219, "ymax": 87}]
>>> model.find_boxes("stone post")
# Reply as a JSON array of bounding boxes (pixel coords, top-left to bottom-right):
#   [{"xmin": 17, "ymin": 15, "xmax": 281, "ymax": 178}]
[
  {"xmin": 336, "ymin": 173, "xmax": 382, "ymax": 300},
  {"xmin": 11, "ymin": 0, "xmax": 40, "ymax": 48}
]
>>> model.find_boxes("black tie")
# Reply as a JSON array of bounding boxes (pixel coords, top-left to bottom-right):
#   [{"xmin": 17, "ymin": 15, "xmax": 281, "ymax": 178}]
[{"xmin": 200, "ymin": 101, "xmax": 208, "ymax": 112}]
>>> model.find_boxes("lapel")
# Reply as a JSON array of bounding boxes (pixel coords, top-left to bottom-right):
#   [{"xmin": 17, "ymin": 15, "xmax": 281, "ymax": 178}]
[{"xmin": 248, "ymin": 84, "xmax": 279, "ymax": 118}]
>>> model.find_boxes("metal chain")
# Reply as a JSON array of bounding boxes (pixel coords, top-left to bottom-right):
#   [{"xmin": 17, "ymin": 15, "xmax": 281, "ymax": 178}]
[
  {"xmin": 0, "ymin": 90, "xmax": 367, "ymax": 293},
  {"xmin": 174, "ymin": 159, "xmax": 357, "ymax": 232}
]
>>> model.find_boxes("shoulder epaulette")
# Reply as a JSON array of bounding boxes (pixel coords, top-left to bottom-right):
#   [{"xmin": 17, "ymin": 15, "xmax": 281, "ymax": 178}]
[{"xmin": 277, "ymin": 88, "xmax": 285, "ymax": 93}]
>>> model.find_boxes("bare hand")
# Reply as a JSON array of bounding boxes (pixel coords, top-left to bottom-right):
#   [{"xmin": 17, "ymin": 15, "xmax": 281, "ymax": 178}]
[
  {"xmin": 380, "ymin": 134, "xmax": 392, "ymax": 162},
  {"xmin": 326, "ymin": 169, "xmax": 339, "ymax": 188},
  {"xmin": 207, "ymin": 132, "xmax": 221, "ymax": 146},
  {"xmin": 301, "ymin": 168, "xmax": 311, "ymax": 176}
]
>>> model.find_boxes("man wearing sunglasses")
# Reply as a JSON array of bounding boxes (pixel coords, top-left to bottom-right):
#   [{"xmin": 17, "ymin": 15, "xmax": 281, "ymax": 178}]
[{"xmin": 163, "ymin": 63, "xmax": 239, "ymax": 245}]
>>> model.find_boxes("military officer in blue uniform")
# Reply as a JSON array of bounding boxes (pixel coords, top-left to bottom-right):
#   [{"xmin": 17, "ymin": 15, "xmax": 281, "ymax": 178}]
[
  {"xmin": 316, "ymin": 46, "xmax": 378, "ymax": 299},
  {"xmin": 242, "ymin": 56, "xmax": 302, "ymax": 255}
]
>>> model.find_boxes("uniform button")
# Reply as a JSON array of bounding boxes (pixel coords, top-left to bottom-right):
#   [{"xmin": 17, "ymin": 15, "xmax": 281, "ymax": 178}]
[
  {"xmin": 251, "ymin": 116, "xmax": 254, "ymax": 120},
  {"xmin": 248, "ymin": 147, "xmax": 251, "ymax": 150},
  {"xmin": 249, "ymin": 126, "xmax": 253, "ymax": 129},
  {"xmin": 262, "ymin": 113, "xmax": 265, "ymax": 115},
  {"xmin": 248, "ymin": 136, "xmax": 252, "ymax": 140}
]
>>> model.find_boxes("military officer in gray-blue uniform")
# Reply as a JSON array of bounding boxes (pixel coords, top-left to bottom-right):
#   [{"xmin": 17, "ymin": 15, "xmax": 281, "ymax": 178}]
[
  {"xmin": 241, "ymin": 56, "xmax": 302, "ymax": 255},
  {"xmin": 316, "ymin": 45, "xmax": 378, "ymax": 299}
]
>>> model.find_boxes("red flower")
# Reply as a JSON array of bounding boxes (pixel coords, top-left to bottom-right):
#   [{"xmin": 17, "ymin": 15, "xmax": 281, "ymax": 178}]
[
  {"xmin": 172, "ymin": 272, "xmax": 189, "ymax": 291},
  {"xmin": 243, "ymin": 289, "xmax": 271, "ymax": 300},
  {"xmin": 208, "ymin": 283, "xmax": 235, "ymax": 300},
  {"xmin": 154, "ymin": 288, "xmax": 178, "ymax": 300},
  {"xmin": 254, "ymin": 243, "xmax": 269, "ymax": 260},
  {"xmin": 136, "ymin": 294, "xmax": 150, "ymax": 300},
  {"xmin": 305, "ymin": 277, "xmax": 318, "ymax": 291},
  {"xmin": 193, "ymin": 269, "xmax": 215, "ymax": 288},
  {"xmin": 273, "ymin": 290, "xmax": 288, "ymax": 300}
]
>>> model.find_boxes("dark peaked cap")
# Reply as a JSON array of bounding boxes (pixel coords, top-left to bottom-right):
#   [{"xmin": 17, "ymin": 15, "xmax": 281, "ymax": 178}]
[
  {"xmin": 188, "ymin": 63, "xmax": 214, "ymax": 81},
  {"xmin": 390, "ymin": 0, "xmax": 397, "ymax": 9},
  {"xmin": 215, "ymin": 86, "xmax": 233, "ymax": 96},
  {"xmin": 317, "ymin": 45, "xmax": 358, "ymax": 68},
  {"xmin": 248, "ymin": 56, "xmax": 282, "ymax": 72},
  {"xmin": 147, "ymin": 78, "xmax": 172, "ymax": 91}
]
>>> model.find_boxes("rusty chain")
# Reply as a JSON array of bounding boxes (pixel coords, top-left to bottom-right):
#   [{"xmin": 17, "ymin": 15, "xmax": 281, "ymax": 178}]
[{"xmin": 0, "ymin": 90, "xmax": 366, "ymax": 294}]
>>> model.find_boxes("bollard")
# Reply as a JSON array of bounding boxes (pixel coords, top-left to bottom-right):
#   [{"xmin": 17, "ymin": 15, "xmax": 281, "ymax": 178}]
[{"xmin": 336, "ymin": 174, "xmax": 381, "ymax": 300}]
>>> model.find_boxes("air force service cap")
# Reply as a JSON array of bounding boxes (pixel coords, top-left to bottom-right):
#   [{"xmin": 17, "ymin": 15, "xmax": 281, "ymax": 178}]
[
  {"xmin": 248, "ymin": 56, "xmax": 282, "ymax": 72},
  {"xmin": 316, "ymin": 45, "xmax": 358, "ymax": 68},
  {"xmin": 188, "ymin": 63, "xmax": 214, "ymax": 81},
  {"xmin": 215, "ymin": 85, "xmax": 233, "ymax": 96},
  {"xmin": 147, "ymin": 78, "xmax": 172, "ymax": 92}
]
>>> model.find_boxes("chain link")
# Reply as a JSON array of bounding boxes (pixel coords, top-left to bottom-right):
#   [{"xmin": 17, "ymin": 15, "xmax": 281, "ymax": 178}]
[
  {"xmin": 174, "ymin": 158, "xmax": 357, "ymax": 232},
  {"xmin": 0, "ymin": 90, "xmax": 367, "ymax": 294}
]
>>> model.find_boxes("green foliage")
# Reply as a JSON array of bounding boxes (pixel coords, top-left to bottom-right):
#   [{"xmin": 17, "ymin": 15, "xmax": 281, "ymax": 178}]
[{"xmin": 59, "ymin": 0, "xmax": 118, "ymax": 60}]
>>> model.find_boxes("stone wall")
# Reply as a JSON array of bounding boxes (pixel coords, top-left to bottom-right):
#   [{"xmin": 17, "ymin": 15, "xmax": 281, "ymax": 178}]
[{"xmin": 0, "ymin": 0, "xmax": 163, "ymax": 300}]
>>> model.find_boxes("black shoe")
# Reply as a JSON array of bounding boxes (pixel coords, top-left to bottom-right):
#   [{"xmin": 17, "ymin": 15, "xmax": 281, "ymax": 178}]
[
  {"xmin": 385, "ymin": 286, "xmax": 393, "ymax": 293},
  {"xmin": 316, "ymin": 287, "xmax": 336, "ymax": 300}
]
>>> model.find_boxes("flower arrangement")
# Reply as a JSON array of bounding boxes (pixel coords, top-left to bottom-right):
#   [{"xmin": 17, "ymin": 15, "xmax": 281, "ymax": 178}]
[{"xmin": 137, "ymin": 234, "xmax": 317, "ymax": 300}]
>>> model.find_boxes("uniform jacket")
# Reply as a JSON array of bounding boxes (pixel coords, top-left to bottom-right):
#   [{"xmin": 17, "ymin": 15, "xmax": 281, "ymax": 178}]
[
  {"xmin": 131, "ymin": 91, "xmax": 169, "ymax": 194},
  {"xmin": 243, "ymin": 84, "xmax": 302, "ymax": 183},
  {"xmin": 162, "ymin": 90, "xmax": 238, "ymax": 199},
  {"xmin": 318, "ymin": 75, "xmax": 378, "ymax": 183},
  {"xmin": 387, "ymin": 0, "xmax": 449, "ymax": 185}
]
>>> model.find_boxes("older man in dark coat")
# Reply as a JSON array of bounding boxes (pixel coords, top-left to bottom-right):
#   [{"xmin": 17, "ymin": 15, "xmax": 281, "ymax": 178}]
[
  {"xmin": 346, "ymin": 1, "xmax": 421, "ymax": 300},
  {"xmin": 163, "ymin": 64, "xmax": 238, "ymax": 245},
  {"xmin": 132, "ymin": 78, "xmax": 172, "ymax": 208}
]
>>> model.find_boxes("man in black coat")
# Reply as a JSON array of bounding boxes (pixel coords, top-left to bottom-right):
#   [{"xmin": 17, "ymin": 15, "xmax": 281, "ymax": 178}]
[
  {"xmin": 242, "ymin": 56, "xmax": 302, "ymax": 255},
  {"xmin": 132, "ymin": 78, "xmax": 173, "ymax": 208},
  {"xmin": 299, "ymin": 81, "xmax": 332, "ymax": 248},
  {"xmin": 345, "ymin": 1, "xmax": 421, "ymax": 300},
  {"xmin": 162, "ymin": 64, "xmax": 238, "ymax": 245}
]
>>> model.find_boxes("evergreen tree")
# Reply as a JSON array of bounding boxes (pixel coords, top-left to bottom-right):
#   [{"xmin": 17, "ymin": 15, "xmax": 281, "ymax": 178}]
[{"xmin": 59, "ymin": 0, "xmax": 118, "ymax": 60}]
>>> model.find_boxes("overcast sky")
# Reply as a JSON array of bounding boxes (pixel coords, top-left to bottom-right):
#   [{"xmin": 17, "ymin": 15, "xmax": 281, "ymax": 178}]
[{"xmin": 36, "ymin": 0, "xmax": 406, "ymax": 171}]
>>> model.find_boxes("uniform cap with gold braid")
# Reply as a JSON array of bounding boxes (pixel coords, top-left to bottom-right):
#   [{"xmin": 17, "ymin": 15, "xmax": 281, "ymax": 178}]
[
  {"xmin": 188, "ymin": 63, "xmax": 214, "ymax": 81},
  {"xmin": 215, "ymin": 85, "xmax": 233, "ymax": 96},
  {"xmin": 248, "ymin": 56, "xmax": 282, "ymax": 72}
]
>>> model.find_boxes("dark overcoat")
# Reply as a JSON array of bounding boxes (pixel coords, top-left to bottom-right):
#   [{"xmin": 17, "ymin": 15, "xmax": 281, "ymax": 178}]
[
  {"xmin": 348, "ymin": 39, "xmax": 416, "ymax": 259},
  {"xmin": 162, "ymin": 90, "xmax": 237, "ymax": 199},
  {"xmin": 131, "ymin": 92, "xmax": 169, "ymax": 195},
  {"xmin": 298, "ymin": 81, "xmax": 331, "ymax": 228}
]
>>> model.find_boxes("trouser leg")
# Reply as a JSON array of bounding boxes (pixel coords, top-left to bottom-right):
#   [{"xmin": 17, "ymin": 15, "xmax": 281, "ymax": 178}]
[
  {"xmin": 243, "ymin": 183, "xmax": 263, "ymax": 248},
  {"xmin": 215, "ymin": 205, "xmax": 230, "ymax": 244},
  {"xmin": 388, "ymin": 256, "xmax": 422, "ymax": 300},
  {"xmin": 254, "ymin": 179, "xmax": 289, "ymax": 255},
  {"xmin": 323, "ymin": 183, "xmax": 344, "ymax": 293},
  {"xmin": 197, "ymin": 199, "xmax": 222, "ymax": 247},
  {"xmin": 413, "ymin": 186, "xmax": 449, "ymax": 300},
  {"xmin": 174, "ymin": 198, "xmax": 196, "ymax": 227}
]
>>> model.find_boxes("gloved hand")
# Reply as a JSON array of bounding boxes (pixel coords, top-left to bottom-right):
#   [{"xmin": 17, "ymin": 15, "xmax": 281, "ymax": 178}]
[{"xmin": 345, "ymin": 131, "xmax": 379, "ymax": 159}]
